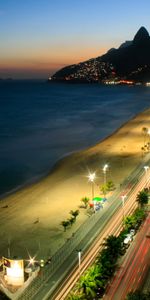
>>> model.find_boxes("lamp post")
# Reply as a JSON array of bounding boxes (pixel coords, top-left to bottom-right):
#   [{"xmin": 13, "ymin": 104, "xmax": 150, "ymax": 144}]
[
  {"xmin": 29, "ymin": 258, "xmax": 35, "ymax": 265},
  {"xmin": 29, "ymin": 257, "xmax": 35, "ymax": 266},
  {"xmin": 7, "ymin": 237, "xmax": 11, "ymax": 258},
  {"xmin": 121, "ymin": 195, "xmax": 126, "ymax": 222},
  {"xmin": 148, "ymin": 129, "xmax": 150, "ymax": 143},
  {"xmin": 26, "ymin": 254, "xmax": 37, "ymax": 269},
  {"xmin": 103, "ymin": 164, "xmax": 108, "ymax": 185},
  {"xmin": 88, "ymin": 173, "xmax": 96, "ymax": 200},
  {"xmin": 144, "ymin": 166, "xmax": 149, "ymax": 187},
  {"xmin": 77, "ymin": 249, "xmax": 82, "ymax": 277}
]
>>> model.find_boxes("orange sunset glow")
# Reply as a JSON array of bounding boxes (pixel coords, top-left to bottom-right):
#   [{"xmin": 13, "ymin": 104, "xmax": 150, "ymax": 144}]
[
  {"xmin": 0, "ymin": 45, "xmax": 108, "ymax": 79},
  {"xmin": 1, "ymin": 0, "xmax": 150, "ymax": 78}
]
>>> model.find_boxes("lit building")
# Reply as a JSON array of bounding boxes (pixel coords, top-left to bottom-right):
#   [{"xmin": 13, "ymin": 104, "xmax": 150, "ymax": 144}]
[{"xmin": 3, "ymin": 257, "xmax": 24, "ymax": 286}]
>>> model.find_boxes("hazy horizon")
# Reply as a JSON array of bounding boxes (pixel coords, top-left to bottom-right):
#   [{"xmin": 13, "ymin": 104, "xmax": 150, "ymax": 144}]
[{"xmin": 1, "ymin": 0, "xmax": 150, "ymax": 79}]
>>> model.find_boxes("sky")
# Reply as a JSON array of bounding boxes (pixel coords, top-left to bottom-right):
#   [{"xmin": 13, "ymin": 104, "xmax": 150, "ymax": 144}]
[{"xmin": 0, "ymin": 0, "xmax": 150, "ymax": 79}]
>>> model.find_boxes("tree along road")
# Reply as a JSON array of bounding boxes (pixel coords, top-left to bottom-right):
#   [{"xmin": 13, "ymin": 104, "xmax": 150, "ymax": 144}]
[
  {"xmin": 49, "ymin": 173, "xmax": 150, "ymax": 300},
  {"xmin": 16, "ymin": 161, "xmax": 150, "ymax": 300},
  {"xmin": 104, "ymin": 212, "xmax": 150, "ymax": 300}
]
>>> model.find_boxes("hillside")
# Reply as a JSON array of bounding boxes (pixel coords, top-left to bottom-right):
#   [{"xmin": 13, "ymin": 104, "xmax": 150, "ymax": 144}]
[{"xmin": 51, "ymin": 27, "xmax": 150, "ymax": 83}]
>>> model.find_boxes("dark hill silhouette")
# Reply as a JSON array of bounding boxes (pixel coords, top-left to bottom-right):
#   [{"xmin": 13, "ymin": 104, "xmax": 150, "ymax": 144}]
[
  {"xmin": 133, "ymin": 26, "xmax": 149, "ymax": 44},
  {"xmin": 51, "ymin": 27, "xmax": 150, "ymax": 82},
  {"xmin": 101, "ymin": 27, "xmax": 150, "ymax": 76}
]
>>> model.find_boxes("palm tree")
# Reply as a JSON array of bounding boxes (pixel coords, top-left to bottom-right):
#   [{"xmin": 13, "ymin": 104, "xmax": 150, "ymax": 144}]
[
  {"xmin": 134, "ymin": 208, "xmax": 146, "ymax": 227},
  {"xmin": 68, "ymin": 217, "xmax": 76, "ymax": 226},
  {"xmin": 70, "ymin": 210, "xmax": 80, "ymax": 219},
  {"xmin": 98, "ymin": 249, "xmax": 116, "ymax": 279},
  {"xmin": 103, "ymin": 235, "xmax": 123, "ymax": 259},
  {"xmin": 81, "ymin": 197, "xmax": 89, "ymax": 208},
  {"xmin": 78, "ymin": 275, "xmax": 96, "ymax": 298},
  {"xmin": 136, "ymin": 190, "xmax": 149, "ymax": 208},
  {"xmin": 147, "ymin": 142, "xmax": 150, "ymax": 151},
  {"xmin": 142, "ymin": 127, "xmax": 148, "ymax": 146},
  {"xmin": 106, "ymin": 180, "xmax": 115, "ymax": 191},
  {"xmin": 67, "ymin": 293, "xmax": 83, "ymax": 300},
  {"xmin": 135, "ymin": 208, "xmax": 146, "ymax": 219},
  {"xmin": 61, "ymin": 220, "xmax": 70, "ymax": 231},
  {"xmin": 78, "ymin": 265, "xmax": 101, "ymax": 299},
  {"xmin": 141, "ymin": 146, "xmax": 145, "ymax": 157},
  {"xmin": 88, "ymin": 264, "xmax": 105, "ymax": 288},
  {"xmin": 124, "ymin": 208, "xmax": 146, "ymax": 231},
  {"xmin": 124, "ymin": 215, "xmax": 136, "ymax": 230},
  {"xmin": 100, "ymin": 184, "xmax": 108, "ymax": 196},
  {"xmin": 97, "ymin": 235, "xmax": 124, "ymax": 280}
]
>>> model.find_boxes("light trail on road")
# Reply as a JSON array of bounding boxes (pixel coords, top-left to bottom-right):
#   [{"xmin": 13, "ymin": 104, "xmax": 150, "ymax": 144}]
[
  {"xmin": 51, "ymin": 172, "xmax": 150, "ymax": 300},
  {"xmin": 104, "ymin": 213, "xmax": 150, "ymax": 300},
  {"xmin": 6, "ymin": 160, "xmax": 149, "ymax": 300}
]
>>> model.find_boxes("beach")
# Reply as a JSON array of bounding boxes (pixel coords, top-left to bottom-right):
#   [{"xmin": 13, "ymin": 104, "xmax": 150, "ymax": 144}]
[{"xmin": 0, "ymin": 108, "xmax": 150, "ymax": 261}]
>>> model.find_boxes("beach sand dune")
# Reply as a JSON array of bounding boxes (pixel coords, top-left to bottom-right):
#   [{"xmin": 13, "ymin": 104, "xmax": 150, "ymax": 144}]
[{"xmin": 0, "ymin": 108, "xmax": 150, "ymax": 260}]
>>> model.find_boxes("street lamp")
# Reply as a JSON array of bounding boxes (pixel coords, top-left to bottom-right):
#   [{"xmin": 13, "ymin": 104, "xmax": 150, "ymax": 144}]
[
  {"xmin": 7, "ymin": 237, "xmax": 11, "ymax": 258},
  {"xmin": 144, "ymin": 166, "xmax": 149, "ymax": 187},
  {"xmin": 88, "ymin": 172, "xmax": 96, "ymax": 200},
  {"xmin": 77, "ymin": 249, "xmax": 82, "ymax": 276},
  {"xmin": 26, "ymin": 254, "xmax": 37, "ymax": 268},
  {"xmin": 29, "ymin": 257, "xmax": 35, "ymax": 266},
  {"xmin": 103, "ymin": 164, "xmax": 108, "ymax": 185},
  {"xmin": 148, "ymin": 129, "xmax": 150, "ymax": 142},
  {"xmin": 121, "ymin": 195, "xmax": 126, "ymax": 221}
]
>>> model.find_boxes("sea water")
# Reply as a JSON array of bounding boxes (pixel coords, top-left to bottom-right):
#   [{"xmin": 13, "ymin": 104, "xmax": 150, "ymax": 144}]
[{"xmin": 0, "ymin": 80, "xmax": 150, "ymax": 197}]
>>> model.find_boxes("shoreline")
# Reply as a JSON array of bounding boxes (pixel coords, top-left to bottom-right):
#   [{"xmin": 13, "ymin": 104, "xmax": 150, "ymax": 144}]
[
  {"xmin": 0, "ymin": 108, "xmax": 145, "ymax": 201},
  {"xmin": 50, "ymin": 109, "xmax": 144, "ymax": 172},
  {"xmin": 0, "ymin": 107, "xmax": 150, "ymax": 260},
  {"xmin": 0, "ymin": 127, "xmax": 121, "ymax": 200}
]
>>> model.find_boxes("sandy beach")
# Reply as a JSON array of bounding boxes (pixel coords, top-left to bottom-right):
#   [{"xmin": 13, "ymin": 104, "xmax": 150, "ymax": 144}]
[{"xmin": 0, "ymin": 108, "xmax": 150, "ymax": 261}]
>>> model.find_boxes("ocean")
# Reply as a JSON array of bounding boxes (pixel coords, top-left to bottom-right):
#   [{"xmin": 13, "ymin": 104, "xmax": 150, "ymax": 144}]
[{"xmin": 0, "ymin": 80, "xmax": 150, "ymax": 197}]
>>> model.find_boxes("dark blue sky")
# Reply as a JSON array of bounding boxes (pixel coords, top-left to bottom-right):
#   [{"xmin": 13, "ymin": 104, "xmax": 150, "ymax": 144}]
[{"xmin": 0, "ymin": 0, "xmax": 150, "ymax": 78}]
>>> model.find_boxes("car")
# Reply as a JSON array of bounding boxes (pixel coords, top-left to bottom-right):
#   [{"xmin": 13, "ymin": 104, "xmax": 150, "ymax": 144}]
[
  {"xmin": 126, "ymin": 233, "xmax": 133, "ymax": 240},
  {"xmin": 123, "ymin": 238, "xmax": 130, "ymax": 248},
  {"xmin": 130, "ymin": 229, "xmax": 135, "ymax": 236},
  {"xmin": 123, "ymin": 234, "xmax": 133, "ymax": 246}
]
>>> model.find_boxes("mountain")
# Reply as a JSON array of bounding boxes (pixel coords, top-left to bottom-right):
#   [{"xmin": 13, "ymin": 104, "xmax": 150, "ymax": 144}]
[
  {"xmin": 133, "ymin": 26, "xmax": 150, "ymax": 44},
  {"xmin": 119, "ymin": 41, "xmax": 132, "ymax": 49},
  {"xmin": 51, "ymin": 27, "xmax": 150, "ymax": 83}
]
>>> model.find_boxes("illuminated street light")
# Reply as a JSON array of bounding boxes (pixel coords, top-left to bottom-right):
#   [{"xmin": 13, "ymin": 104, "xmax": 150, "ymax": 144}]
[
  {"xmin": 144, "ymin": 166, "xmax": 149, "ymax": 187},
  {"xmin": 27, "ymin": 255, "xmax": 36, "ymax": 267},
  {"xmin": 88, "ymin": 172, "xmax": 96, "ymax": 200},
  {"xmin": 103, "ymin": 164, "xmax": 108, "ymax": 185},
  {"xmin": 121, "ymin": 195, "xmax": 126, "ymax": 221},
  {"xmin": 29, "ymin": 257, "xmax": 35, "ymax": 265},
  {"xmin": 88, "ymin": 173, "xmax": 96, "ymax": 183}
]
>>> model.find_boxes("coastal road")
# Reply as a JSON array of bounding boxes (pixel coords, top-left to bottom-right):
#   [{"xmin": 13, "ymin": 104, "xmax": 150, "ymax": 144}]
[
  {"xmin": 15, "ymin": 160, "xmax": 150, "ymax": 300},
  {"xmin": 49, "ymin": 174, "xmax": 150, "ymax": 300},
  {"xmin": 29, "ymin": 175, "xmax": 148, "ymax": 300},
  {"xmin": 104, "ymin": 212, "xmax": 150, "ymax": 300}
]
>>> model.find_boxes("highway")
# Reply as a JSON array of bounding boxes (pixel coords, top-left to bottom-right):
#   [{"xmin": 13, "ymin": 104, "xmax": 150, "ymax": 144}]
[
  {"xmin": 16, "ymin": 160, "xmax": 150, "ymax": 300},
  {"xmin": 35, "ymin": 176, "xmax": 149, "ymax": 300},
  {"xmin": 104, "ymin": 212, "xmax": 150, "ymax": 300},
  {"xmin": 49, "ymin": 171, "xmax": 150, "ymax": 300}
]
